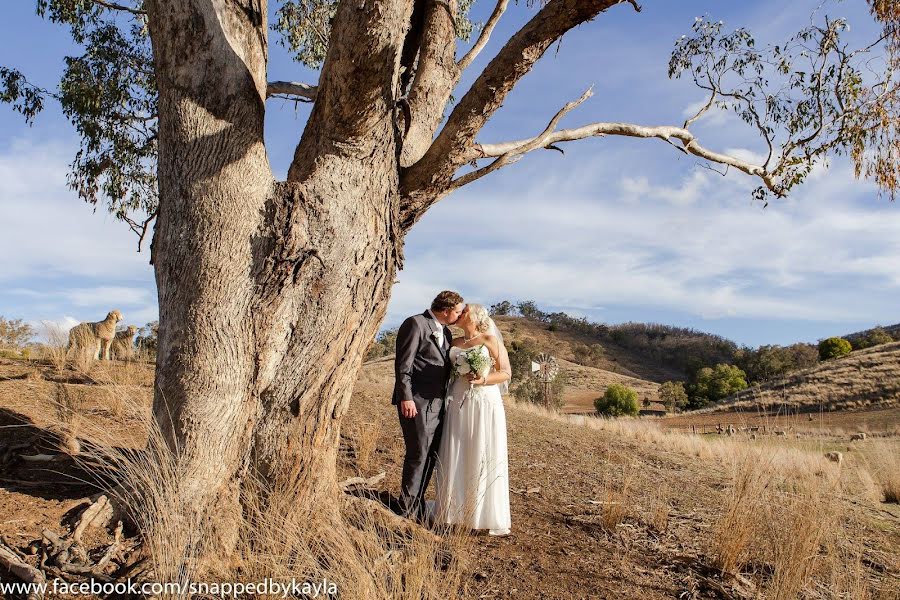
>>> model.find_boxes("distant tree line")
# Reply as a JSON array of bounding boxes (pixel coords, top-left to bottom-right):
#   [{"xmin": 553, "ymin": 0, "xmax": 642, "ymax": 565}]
[{"xmin": 489, "ymin": 300, "xmax": 899, "ymax": 412}]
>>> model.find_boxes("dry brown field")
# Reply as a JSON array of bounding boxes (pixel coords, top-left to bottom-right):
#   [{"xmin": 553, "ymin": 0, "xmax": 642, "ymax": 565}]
[{"xmin": 0, "ymin": 354, "xmax": 897, "ymax": 599}]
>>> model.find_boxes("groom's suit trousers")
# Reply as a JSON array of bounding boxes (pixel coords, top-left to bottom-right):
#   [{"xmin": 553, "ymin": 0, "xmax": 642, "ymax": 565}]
[{"xmin": 398, "ymin": 395, "xmax": 445, "ymax": 518}]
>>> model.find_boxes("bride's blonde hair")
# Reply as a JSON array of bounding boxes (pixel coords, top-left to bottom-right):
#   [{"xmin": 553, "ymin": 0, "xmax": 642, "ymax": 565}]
[{"xmin": 467, "ymin": 304, "xmax": 492, "ymax": 333}]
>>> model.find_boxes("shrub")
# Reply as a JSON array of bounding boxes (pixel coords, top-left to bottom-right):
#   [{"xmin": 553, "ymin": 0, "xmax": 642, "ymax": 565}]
[
  {"xmin": 818, "ymin": 337, "xmax": 852, "ymax": 360},
  {"xmin": 594, "ymin": 383, "xmax": 639, "ymax": 417},
  {"xmin": 690, "ymin": 364, "xmax": 748, "ymax": 407},
  {"xmin": 658, "ymin": 381, "xmax": 688, "ymax": 412},
  {"xmin": 506, "ymin": 339, "xmax": 537, "ymax": 381}
]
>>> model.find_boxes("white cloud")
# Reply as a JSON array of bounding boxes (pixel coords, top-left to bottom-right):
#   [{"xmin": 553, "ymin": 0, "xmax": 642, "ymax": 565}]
[
  {"xmin": 63, "ymin": 286, "xmax": 152, "ymax": 307},
  {"xmin": 723, "ymin": 147, "xmax": 767, "ymax": 166},
  {"xmin": 388, "ymin": 151, "xmax": 900, "ymax": 333},
  {"xmin": 0, "ymin": 138, "xmax": 153, "ymax": 283},
  {"xmin": 621, "ymin": 170, "xmax": 709, "ymax": 207}
]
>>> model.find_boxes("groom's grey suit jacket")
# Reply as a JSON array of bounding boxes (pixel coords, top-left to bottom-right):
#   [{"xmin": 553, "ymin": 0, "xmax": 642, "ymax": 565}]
[{"xmin": 392, "ymin": 310, "xmax": 452, "ymax": 405}]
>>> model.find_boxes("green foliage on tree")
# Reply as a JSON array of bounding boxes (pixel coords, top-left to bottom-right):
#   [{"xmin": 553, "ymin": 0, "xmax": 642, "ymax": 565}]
[
  {"xmin": 134, "ymin": 320, "xmax": 158, "ymax": 356},
  {"xmin": 506, "ymin": 338, "xmax": 537, "ymax": 382},
  {"xmin": 1, "ymin": 1, "xmax": 158, "ymax": 246},
  {"xmin": 658, "ymin": 381, "xmax": 688, "ymax": 412},
  {"xmin": 0, "ymin": 317, "xmax": 34, "ymax": 350},
  {"xmin": 489, "ymin": 300, "xmax": 514, "ymax": 316},
  {"xmin": 594, "ymin": 383, "xmax": 639, "ymax": 417},
  {"xmin": 365, "ymin": 328, "xmax": 398, "ymax": 361},
  {"xmin": 689, "ymin": 364, "xmax": 749, "ymax": 408},
  {"xmin": 732, "ymin": 343, "xmax": 818, "ymax": 383},
  {"xmin": 273, "ymin": 0, "xmax": 477, "ymax": 70},
  {"xmin": 516, "ymin": 300, "xmax": 542, "ymax": 321},
  {"xmin": 851, "ymin": 327, "xmax": 895, "ymax": 350},
  {"xmin": 818, "ymin": 337, "xmax": 852, "ymax": 360}
]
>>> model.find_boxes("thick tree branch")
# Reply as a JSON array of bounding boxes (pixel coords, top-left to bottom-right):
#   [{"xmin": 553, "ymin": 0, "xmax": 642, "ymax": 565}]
[
  {"xmin": 288, "ymin": 0, "xmax": 414, "ymax": 181},
  {"xmin": 399, "ymin": 0, "xmax": 633, "ymax": 229},
  {"xmin": 399, "ymin": 0, "xmax": 460, "ymax": 166},
  {"xmin": 265, "ymin": 80, "xmax": 318, "ymax": 102},
  {"xmin": 457, "ymin": 0, "xmax": 509, "ymax": 72}
]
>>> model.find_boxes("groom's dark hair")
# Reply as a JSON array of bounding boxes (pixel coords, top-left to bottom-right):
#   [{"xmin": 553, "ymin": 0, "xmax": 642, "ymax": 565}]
[{"xmin": 431, "ymin": 290, "xmax": 464, "ymax": 312}]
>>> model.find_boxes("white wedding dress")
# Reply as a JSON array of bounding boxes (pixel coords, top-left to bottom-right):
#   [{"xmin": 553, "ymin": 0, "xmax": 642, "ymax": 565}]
[{"xmin": 433, "ymin": 344, "xmax": 511, "ymax": 535}]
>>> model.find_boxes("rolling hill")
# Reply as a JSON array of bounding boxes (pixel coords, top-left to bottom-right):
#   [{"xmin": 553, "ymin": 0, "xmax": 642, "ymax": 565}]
[{"xmin": 702, "ymin": 341, "xmax": 900, "ymax": 414}]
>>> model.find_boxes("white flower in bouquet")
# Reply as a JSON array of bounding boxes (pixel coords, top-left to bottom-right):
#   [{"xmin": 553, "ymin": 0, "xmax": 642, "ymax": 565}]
[{"xmin": 453, "ymin": 345, "xmax": 490, "ymax": 380}]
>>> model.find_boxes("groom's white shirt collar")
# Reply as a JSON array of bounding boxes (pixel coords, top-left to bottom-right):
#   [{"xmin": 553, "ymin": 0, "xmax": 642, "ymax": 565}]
[{"xmin": 426, "ymin": 309, "xmax": 444, "ymax": 343}]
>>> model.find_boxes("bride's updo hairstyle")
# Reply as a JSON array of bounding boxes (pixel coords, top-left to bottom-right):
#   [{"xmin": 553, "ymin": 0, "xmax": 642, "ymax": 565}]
[{"xmin": 467, "ymin": 304, "xmax": 492, "ymax": 333}]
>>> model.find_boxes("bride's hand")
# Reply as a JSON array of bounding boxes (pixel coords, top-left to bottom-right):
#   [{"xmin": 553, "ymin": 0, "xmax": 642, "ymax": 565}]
[{"xmin": 466, "ymin": 373, "xmax": 486, "ymax": 385}]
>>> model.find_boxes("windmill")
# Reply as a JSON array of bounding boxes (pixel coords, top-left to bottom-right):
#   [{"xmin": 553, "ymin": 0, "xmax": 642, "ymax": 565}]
[{"xmin": 531, "ymin": 353, "xmax": 559, "ymax": 408}]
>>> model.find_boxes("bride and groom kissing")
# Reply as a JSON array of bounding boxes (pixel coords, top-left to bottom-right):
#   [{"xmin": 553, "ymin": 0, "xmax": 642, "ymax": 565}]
[{"xmin": 392, "ymin": 291, "xmax": 511, "ymax": 536}]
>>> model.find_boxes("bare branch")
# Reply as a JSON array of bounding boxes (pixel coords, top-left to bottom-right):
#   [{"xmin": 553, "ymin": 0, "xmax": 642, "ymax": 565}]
[
  {"xmin": 440, "ymin": 84, "xmax": 778, "ymax": 199},
  {"xmin": 400, "ymin": 0, "xmax": 633, "ymax": 228},
  {"xmin": 122, "ymin": 210, "xmax": 157, "ymax": 252},
  {"xmin": 265, "ymin": 81, "xmax": 318, "ymax": 102},
  {"xmin": 466, "ymin": 120, "xmax": 776, "ymax": 192},
  {"xmin": 447, "ymin": 87, "xmax": 594, "ymax": 192},
  {"xmin": 92, "ymin": 0, "xmax": 147, "ymax": 15},
  {"xmin": 457, "ymin": 0, "xmax": 509, "ymax": 72},
  {"xmin": 683, "ymin": 89, "xmax": 716, "ymax": 129}
]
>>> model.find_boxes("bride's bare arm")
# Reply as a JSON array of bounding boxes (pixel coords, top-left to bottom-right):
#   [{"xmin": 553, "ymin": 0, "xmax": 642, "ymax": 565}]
[{"xmin": 469, "ymin": 336, "xmax": 510, "ymax": 385}]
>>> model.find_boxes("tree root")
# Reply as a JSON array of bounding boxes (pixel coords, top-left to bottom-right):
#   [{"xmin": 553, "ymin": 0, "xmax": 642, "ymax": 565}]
[
  {"xmin": 341, "ymin": 494, "xmax": 442, "ymax": 546},
  {"xmin": 339, "ymin": 471, "xmax": 386, "ymax": 493},
  {"xmin": 72, "ymin": 495, "xmax": 114, "ymax": 542},
  {"xmin": 0, "ymin": 537, "xmax": 45, "ymax": 600}
]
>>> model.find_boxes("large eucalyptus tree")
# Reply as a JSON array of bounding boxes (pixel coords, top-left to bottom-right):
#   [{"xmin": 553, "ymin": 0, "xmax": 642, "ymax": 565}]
[{"xmin": 3, "ymin": 0, "xmax": 897, "ymax": 552}]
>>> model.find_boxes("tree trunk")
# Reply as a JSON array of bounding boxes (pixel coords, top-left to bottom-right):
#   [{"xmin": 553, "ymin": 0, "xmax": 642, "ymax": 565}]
[{"xmin": 146, "ymin": 0, "xmax": 409, "ymax": 555}]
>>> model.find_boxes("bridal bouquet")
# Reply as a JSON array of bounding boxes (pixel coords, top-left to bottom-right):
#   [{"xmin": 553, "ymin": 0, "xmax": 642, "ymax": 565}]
[
  {"xmin": 453, "ymin": 345, "xmax": 491, "ymax": 380},
  {"xmin": 452, "ymin": 346, "xmax": 491, "ymax": 407}
]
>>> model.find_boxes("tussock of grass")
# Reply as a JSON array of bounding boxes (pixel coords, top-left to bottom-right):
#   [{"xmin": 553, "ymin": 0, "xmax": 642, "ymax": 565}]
[
  {"xmin": 859, "ymin": 440, "xmax": 900, "ymax": 504},
  {"xmin": 42, "ymin": 386, "xmax": 469, "ymax": 600}
]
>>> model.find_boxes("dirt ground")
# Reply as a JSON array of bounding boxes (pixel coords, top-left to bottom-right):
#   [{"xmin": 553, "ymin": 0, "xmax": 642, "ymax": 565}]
[{"xmin": 1, "ymin": 356, "xmax": 898, "ymax": 599}]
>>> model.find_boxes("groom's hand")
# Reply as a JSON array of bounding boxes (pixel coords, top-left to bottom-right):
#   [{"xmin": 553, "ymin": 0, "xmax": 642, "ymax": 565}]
[{"xmin": 400, "ymin": 400, "xmax": 418, "ymax": 418}]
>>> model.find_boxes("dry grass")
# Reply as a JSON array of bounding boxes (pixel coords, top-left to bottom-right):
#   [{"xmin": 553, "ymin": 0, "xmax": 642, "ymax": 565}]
[
  {"xmin": 509, "ymin": 400, "xmax": 887, "ymax": 598},
  {"xmin": 52, "ymin": 382, "xmax": 84, "ymax": 454},
  {"xmin": 644, "ymin": 482, "xmax": 670, "ymax": 534},
  {"xmin": 45, "ymin": 387, "xmax": 469, "ymax": 600},
  {"xmin": 348, "ymin": 420, "xmax": 379, "ymax": 475},
  {"xmin": 593, "ymin": 457, "xmax": 634, "ymax": 533},
  {"xmin": 710, "ymin": 450, "xmax": 771, "ymax": 574},
  {"xmin": 859, "ymin": 440, "xmax": 900, "ymax": 503},
  {"xmin": 39, "ymin": 320, "xmax": 70, "ymax": 372},
  {"xmin": 704, "ymin": 445, "xmax": 844, "ymax": 598}
]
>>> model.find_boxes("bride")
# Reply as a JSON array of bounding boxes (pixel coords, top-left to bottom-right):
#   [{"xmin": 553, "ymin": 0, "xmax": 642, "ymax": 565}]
[{"xmin": 433, "ymin": 304, "xmax": 512, "ymax": 536}]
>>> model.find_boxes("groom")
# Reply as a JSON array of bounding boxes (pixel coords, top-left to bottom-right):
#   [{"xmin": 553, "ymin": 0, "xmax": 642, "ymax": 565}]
[{"xmin": 393, "ymin": 290, "xmax": 465, "ymax": 520}]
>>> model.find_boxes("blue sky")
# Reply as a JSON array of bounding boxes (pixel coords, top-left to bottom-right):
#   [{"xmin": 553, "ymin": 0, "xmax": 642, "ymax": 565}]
[{"xmin": 0, "ymin": 0, "xmax": 897, "ymax": 347}]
